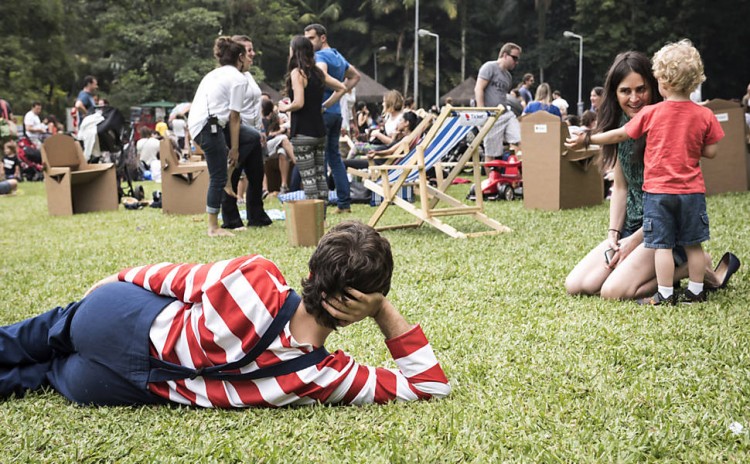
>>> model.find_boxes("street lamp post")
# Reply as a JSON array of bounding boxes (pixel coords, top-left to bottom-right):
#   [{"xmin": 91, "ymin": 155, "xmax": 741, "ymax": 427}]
[
  {"xmin": 563, "ymin": 30, "xmax": 584, "ymax": 116},
  {"xmin": 373, "ymin": 46, "xmax": 387, "ymax": 83},
  {"xmin": 418, "ymin": 28, "xmax": 439, "ymax": 110},
  {"xmin": 413, "ymin": 0, "xmax": 419, "ymax": 104}
]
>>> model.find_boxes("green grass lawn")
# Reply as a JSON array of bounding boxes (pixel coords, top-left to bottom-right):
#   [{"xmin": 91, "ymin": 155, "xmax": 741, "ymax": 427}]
[{"xmin": 1, "ymin": 180, "xmax": 749, "ymax": 462}]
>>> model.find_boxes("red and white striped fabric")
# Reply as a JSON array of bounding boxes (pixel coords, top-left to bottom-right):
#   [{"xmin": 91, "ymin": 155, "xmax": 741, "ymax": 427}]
[{"xmin": 118, "ymin": 255, "xmax": 451, "ymax": 408}]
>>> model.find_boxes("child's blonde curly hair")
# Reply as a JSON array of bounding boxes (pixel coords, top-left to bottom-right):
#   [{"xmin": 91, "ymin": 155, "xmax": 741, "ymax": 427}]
[{"xmin": 652, "ymin": 39, "xmax": 705, "ymax": 95}]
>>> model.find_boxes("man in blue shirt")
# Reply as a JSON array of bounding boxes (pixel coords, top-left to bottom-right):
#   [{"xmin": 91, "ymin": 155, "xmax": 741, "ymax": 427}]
[
  {"xmin": 304, "ymin": 24, "xmax": 361, "ymax": 214},
  {"xmin": 75, "ymin": 75, "xmax": 98, "ymax": 126}
]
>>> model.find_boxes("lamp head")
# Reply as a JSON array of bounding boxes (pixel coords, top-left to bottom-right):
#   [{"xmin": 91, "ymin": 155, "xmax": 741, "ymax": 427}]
[{"xmin": 418, "ymin": 29, "xmax": 431, "ymax": 38}]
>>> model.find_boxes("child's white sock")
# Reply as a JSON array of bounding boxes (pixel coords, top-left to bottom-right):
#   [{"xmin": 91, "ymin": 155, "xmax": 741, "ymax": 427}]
[
  {"xmin": 658, "ymin": 285, "xmax": 674, "ymax": 298},
  {"xmin": 687, "ymin": 281, "xmax": 704, "ymax": 295}
]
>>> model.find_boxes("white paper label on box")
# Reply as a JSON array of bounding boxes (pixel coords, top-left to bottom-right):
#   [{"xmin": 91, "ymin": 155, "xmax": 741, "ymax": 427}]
[
  {"xmin": 534, "ymin": 124, "xmax": 548, "ymax": 133},
  {"xmin": 715, "ymin": 112, "xmax": 729, "ymax": 122}
]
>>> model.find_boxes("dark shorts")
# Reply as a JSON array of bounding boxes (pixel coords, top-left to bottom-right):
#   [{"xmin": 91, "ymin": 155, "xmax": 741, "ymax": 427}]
[
  {"xmin": 642, "ymin": 192, "xmax": 709, "ymax": 250},
  {"xmin": 622, "ymin": 227, "xmax": 687, "ymax": 266}
]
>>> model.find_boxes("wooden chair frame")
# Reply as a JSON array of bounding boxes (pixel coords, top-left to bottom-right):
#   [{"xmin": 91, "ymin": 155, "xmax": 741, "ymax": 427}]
[{"xmin": 348, "ymin": 105, "xmax": 512, "ymax": 238}]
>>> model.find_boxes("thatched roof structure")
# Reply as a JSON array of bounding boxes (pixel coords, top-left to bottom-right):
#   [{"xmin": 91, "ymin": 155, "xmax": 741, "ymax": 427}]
[
  {"xmin": 259, "ymin": 82, "xmax": 282, "ymax": 102},
  {"xmin": 440, "ymin": 77, "xmax": 476, "ymax": 106},
  {"xmin": 354, "ymin": 72, "xmax": 390, "ymax": 103}
]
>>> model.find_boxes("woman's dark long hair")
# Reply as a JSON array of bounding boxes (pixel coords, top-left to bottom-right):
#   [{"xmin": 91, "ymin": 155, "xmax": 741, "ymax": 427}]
[
  {"xmin": 596, "ymin": 51, "xmax": 661, "ymax": 170},
  {"xmin": 284, "ymin": 35, "xmax": 324, "ymax": 98}
]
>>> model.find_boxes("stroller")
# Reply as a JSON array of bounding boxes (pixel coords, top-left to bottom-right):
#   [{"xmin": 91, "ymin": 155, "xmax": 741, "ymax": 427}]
[
  {"xmin": 88, "ymin": 107, "xmax": 143, "ymax": 201},
  {"xmin": 16, "ymin": 136, "xmax": 44, "ymax": 181},
  {"xmin": 115, "ymin": 127, "xmax": 144, "ymax": 201}
]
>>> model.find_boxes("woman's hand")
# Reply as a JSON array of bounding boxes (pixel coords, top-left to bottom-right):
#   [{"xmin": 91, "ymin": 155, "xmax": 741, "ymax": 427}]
[
  {"xmin": 564, "ymin": 132, "xmax": 586, "ymax": 150},
  {"xmin": 228, "ymin": 146, "xmax": 239, "ymax": 165},
  {"xmin": 607, "ymin": 233, "xmax": 640, "ymax": 269},
  {"xmin": 321, "ymin": 288, "xmax": 385, "ymax": 327}
]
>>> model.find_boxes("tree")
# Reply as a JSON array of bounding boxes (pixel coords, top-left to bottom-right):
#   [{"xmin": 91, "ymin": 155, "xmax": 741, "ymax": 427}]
[{"xmin": 0, "ymin": 0, "xmax": 73, "ymax": 117}]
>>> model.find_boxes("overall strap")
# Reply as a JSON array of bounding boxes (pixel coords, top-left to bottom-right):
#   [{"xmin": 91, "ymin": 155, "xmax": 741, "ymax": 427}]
[{"xmin": 149, "ymin": 289, "xmax": 328, "ymax": 383}]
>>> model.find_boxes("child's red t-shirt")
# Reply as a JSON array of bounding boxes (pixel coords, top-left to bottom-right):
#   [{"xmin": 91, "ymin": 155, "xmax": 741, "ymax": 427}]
[{"xmin": 624, "ymin": 100, "xmax": 724, "ymax": 194}]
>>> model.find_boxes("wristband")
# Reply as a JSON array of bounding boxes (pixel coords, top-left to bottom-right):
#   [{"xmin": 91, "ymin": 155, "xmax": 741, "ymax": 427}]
[{"xmin": 608, "ymin": 228, "xmax": 621, "ymax": 237}]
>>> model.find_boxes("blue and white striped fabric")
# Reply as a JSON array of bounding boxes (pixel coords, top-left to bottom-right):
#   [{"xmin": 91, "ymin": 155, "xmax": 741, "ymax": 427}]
[
  {"xmin": 385, "ymin": 115, "xmax": 475, "ymax": 185},
  {"xmin": 277, "ymin": 190, "xmax": 338, "ymax": 204}
]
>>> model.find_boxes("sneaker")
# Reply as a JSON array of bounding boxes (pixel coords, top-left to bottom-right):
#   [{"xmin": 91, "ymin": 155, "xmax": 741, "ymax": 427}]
[
  {"xmin": 279, "ymin": 185, "xmax": 290, "ymax": 194},
  {"xmin": 637, "ymin": 291, "xmax": 676, "ymax": 306},
  {"xmin": 679, "ymin": 289, "xmax": 707, "ymax": 304},
  {"xmin": 330, "ymin": 208, "xmax": 352, "ymax": 215}
]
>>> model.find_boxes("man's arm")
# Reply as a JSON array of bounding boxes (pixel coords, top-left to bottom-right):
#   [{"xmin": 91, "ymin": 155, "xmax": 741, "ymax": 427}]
[
  {"xmin": 474, "ymin": 77, "xmax": 488, "ymax": 107},
  {"xmin": 321, "ymin": 288, "xmax": 451, "ymax": 404},
  {"xmin": 343, "ymin": 64, "xmax": 361, "ymax": 92},
  {"xmin": 74, "ymin": 99, "xmax": 87, "ymax": 116}
]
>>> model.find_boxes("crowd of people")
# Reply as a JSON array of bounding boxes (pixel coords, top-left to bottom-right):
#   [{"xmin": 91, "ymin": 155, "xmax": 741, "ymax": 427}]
[{"xmin": 0, "ymin": 29, "xmax": 746, "ymax": 409}]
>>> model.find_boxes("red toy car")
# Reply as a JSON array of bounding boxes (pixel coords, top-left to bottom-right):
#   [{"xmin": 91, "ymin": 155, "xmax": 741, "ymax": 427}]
[{"xmin": 467, "ymin": 152, "xmax": 522, "ymax": 201}]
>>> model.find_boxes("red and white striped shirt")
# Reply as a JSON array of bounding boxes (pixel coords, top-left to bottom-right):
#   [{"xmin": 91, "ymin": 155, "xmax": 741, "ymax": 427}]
[{"xmin": 118, "ymin": 255, "xmax": 451, "ymax": 408}]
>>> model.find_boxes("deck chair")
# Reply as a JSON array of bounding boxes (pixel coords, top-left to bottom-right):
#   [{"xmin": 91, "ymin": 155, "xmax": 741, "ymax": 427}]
[
  {"xmin": 348, "ymin": 105, "xmax": 511, "ymax": 238},
  {"xmin": 41, "ymin": 134, "xmax": 118, "ymax": 216},
  {"xmin": 159, "ymin": 139, "xmax": 209, "ymax": 214},
  {"xmin": 520, "ymin": 111, "xmax": 602, "ymax": 210}
]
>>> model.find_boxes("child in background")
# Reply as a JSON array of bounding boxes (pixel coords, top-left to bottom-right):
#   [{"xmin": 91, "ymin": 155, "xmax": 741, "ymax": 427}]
[
  {"xmin": 566, "ymin": 39, "xmax": 724, "ymax": 304},
  {"xmin": 3, "ymin": 140, "xmax": 21, "ymax": 180}
]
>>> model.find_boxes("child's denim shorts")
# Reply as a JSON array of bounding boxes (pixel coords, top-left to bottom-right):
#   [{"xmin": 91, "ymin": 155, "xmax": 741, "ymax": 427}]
[{"xmin": 642, "ymin": 192, "xmax": 709, "ymax": 249}]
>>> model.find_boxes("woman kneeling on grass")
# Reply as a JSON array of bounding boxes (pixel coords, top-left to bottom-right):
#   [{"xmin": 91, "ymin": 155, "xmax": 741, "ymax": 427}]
[
  {"xmin": 564, "ymin": 51, "xmax": 740, "ymax": 300},
  {"xmin": 0, "ymin": 221, "xmax": 450, "ymax": 407}
]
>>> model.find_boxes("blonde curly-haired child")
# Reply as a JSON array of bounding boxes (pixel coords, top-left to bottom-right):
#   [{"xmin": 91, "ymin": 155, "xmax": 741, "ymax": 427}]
[{"xmin": 566, "ymin": 39, "xmax": 725, "ymax": 304}]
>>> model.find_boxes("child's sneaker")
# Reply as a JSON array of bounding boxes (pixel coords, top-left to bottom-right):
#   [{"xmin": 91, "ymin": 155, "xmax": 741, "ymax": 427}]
[
  {"xmin": 637, "ymin": 291, "xmax": 676, "ymax": 306},
  {"xmin": 679, "ymin": 289, "xmax": 707, "ymax": 304}
]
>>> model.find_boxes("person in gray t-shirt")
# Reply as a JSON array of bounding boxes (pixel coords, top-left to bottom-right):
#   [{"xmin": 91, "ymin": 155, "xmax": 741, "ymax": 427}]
[{"xmin": 474, "ymin": 42, "xmax": 523, "ymax": 156}]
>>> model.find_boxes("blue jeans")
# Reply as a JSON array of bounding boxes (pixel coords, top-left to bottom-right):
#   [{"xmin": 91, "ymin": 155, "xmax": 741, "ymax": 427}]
[
  {"xmin": 323, "ymin": 112, "xmax": 350, "ymax": 209},
  {"xmin": 0, "ymin": 282, "xmax": 171, "ymax": 405},
  {"xmin": 194, "ymin": 126, "xmax": 228, "ymax": 214}
]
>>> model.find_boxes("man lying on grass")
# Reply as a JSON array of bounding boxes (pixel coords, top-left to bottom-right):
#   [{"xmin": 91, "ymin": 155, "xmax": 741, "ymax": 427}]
[{"xmin": 0, "ymin": 221, "xmax": 450, "ymax": 407}]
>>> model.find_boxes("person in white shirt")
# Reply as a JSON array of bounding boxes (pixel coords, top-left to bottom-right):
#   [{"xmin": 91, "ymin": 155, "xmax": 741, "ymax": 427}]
[
  {"xmin": 23, "ymin": 102, "xmax": 47, "ymax": 145},
  {"xmin": 219, "ymin": 35, "xmax": 271, "ymax": 230},
  {"xmin": 135, "ymin": 127, "xmax": 161, "ymax": 171},
  {"xmin": 170, "ymin": 115, "xmax": 187, "ymax": 151},
  {"xmin": 551, "ymin": 90, "xmax": 569, "ymax": 117},
  {"xmin": 187, "ymin": 37, "xmax": 249, "ymax": 237}
]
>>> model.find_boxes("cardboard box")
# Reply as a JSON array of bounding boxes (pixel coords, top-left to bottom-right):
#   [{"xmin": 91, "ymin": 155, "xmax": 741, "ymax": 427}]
[
  {"xmin": 160, "ymin": 140, "xmax": 209, "ymax": 214},
  {"xmin": 520, "ymin": 111, "xmax": 603, "ymax": 210},
  {"xmin": 40, "ymin": 134, "xmax": 119, "ymax": 216},
  {"xmin": 703, "ymin": 99, "xmax": 749, "ymax": 195},
  {"xmin": 285, "ymin": 199, "xmax": 325, "ymax": 247}
]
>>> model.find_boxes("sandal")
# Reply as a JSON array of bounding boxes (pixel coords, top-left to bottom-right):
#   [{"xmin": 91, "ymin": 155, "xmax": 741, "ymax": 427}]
[{"xmin": 707, "ymin": 252, "xmax": 741, "ymax": 292}]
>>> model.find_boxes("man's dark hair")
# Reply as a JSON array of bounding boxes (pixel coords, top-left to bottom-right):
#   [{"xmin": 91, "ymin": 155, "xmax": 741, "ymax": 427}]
[
  {"xmin": 31, "ymin": 101, "xmax": 41, "ymax": 108},
  {"xmin": 301, "ymin": 221, "xmax": 393, "ymax": 329},
  {"xmin": 304, "ymin": 23, "xmax": 327, "ymax": 37},
  {"xmin": 83, "ymin": 75, "xmax": 96, "ymax": 86}
]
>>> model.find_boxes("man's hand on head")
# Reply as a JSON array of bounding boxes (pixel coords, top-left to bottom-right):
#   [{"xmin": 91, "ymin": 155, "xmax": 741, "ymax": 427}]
[{"xmin": 321, "ymin": 288, "xmax": 385, "ymax": 327}]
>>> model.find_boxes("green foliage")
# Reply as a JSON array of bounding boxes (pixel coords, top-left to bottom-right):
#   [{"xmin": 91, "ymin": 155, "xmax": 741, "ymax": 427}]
[
  {"xmin": 1, "ymin": 181, "xmax": 749, "ymax": 461},
  {"xmin": 1, "ymin": 0, "xmax": 749, "ymax": 124}
]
